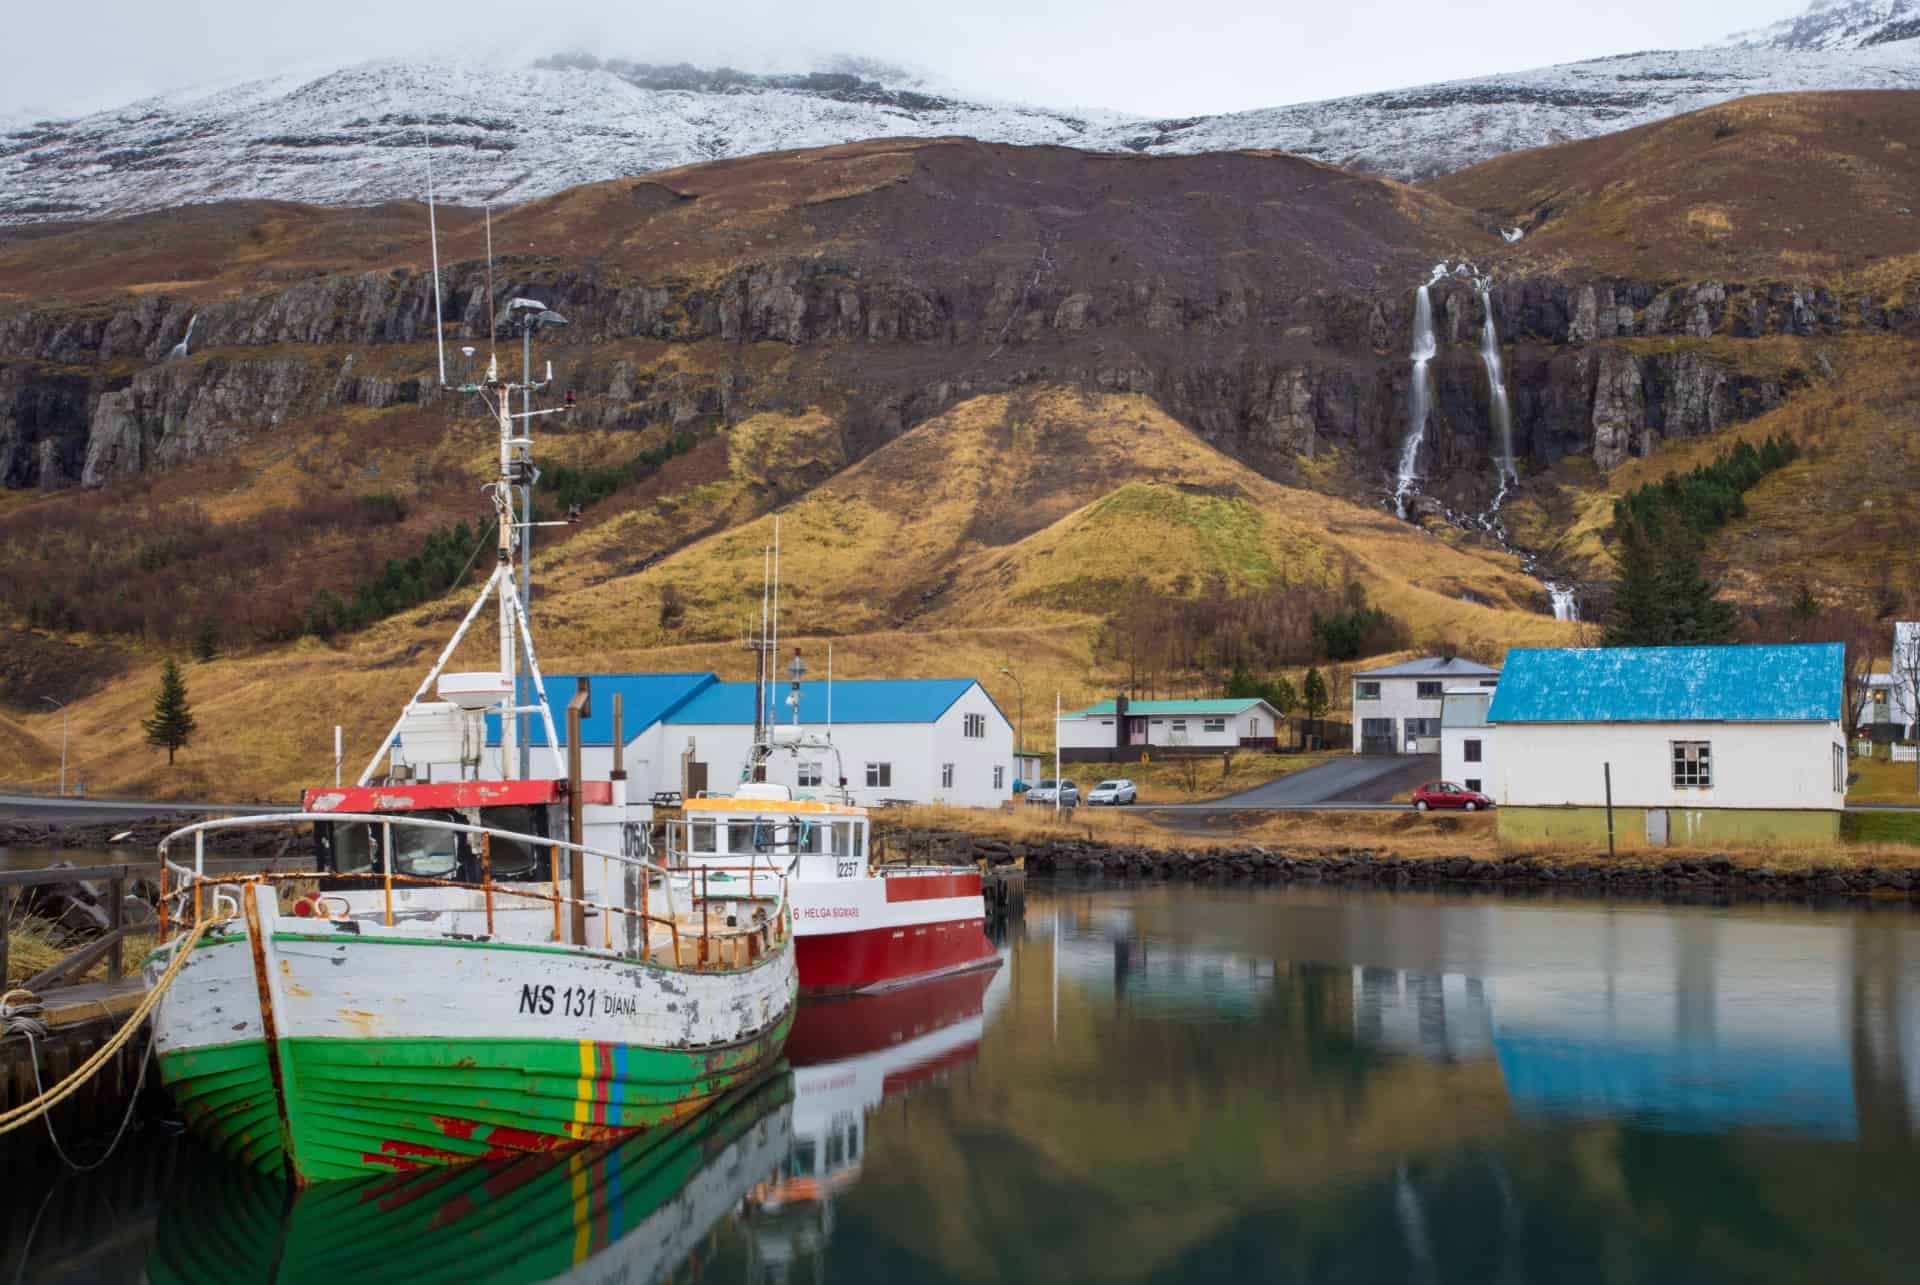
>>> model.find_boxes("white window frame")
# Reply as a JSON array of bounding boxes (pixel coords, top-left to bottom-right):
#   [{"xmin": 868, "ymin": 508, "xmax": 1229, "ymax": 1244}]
[
  {"xmin": 941, "ymin": 762, "xmax": 955, "ymax": 789},
  {"xmin": 866, "ymin": 762, "xmax": 892, "ymax": 789},
  {"xmin": 797, "ymin": 761, "xmax": 823, "ymax": 788},
  {"xmin": 1202, "ymin": 717, "xmax": 1227, "ymax": 734},
  {"xmin": 1671, "ymin": 740, "xmax": 1712, "ymax": 789},
  {"xmin": 1834, "ymin": 744, "xmax": 1846, "ymax": 794},
  {"xmin": 1416, "ymin": 681, "xmax": 1444, "ymax": 701},
  {"xmin": 963, "ymin": 713, "xmax": 986, "ymax": 739},
  {"xmin": 994, "ymin": 765, "xmax": 1005, "ymax": 790},
  {"xmin": 1356, "ymin": 681, "xmax": 1381, "ymax": 701}
]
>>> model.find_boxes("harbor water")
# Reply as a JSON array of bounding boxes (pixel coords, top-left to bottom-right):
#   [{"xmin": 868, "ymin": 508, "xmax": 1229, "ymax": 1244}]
[{"xmin": 8, "ymin": 878, "xmax": 1920, "ymax": 1282}]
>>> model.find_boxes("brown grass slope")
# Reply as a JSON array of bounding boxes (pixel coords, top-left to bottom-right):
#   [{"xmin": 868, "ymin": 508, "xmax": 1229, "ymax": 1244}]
[
  {"xmin": 1433, "ymin": 91, "xmax": 1920, "ymax": 285},
  {"xmin": 0, "ymin": 138, "xmax": 1487, "ymax": 305}
]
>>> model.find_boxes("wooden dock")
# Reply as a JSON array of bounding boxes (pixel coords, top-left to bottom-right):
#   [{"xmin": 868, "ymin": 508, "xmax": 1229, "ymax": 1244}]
[{"xmin": 1, "ymin": 977, "xmax": 152, "ymax": 1166}]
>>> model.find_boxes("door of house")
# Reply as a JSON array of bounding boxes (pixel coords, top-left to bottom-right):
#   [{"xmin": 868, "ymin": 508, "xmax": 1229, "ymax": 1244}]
[
  {"xmin": 1645, "ymin": 808, "xmax": 1669, "ymax": 847},
  {"xmin": 1128, "ymin": 717, "xmax": 1148, "ymax": 746}
]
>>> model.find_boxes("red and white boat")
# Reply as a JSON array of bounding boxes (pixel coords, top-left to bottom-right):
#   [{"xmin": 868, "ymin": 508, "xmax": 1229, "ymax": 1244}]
[{"xmin": 667, "ymin": 784, "xmax": 999, "ymax": 997}]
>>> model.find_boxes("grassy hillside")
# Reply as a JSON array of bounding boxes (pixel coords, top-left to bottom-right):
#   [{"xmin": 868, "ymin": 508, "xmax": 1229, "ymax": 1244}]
[{"xmin": 0, "ymin": 385, "xmax": 1579, "ymax": 799}]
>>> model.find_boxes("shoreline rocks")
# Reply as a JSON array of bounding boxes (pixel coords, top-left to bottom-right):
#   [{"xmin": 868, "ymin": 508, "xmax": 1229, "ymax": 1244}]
[{"xmin": 879, "ymin": 825, "xmax": 1919, "ymax": 903}]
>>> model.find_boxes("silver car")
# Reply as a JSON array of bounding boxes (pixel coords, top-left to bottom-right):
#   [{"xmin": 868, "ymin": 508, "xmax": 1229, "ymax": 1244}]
[
  {"xmin": 1088, "ymin": 779, "xmax": 1137, "ymax": 806},
  {"xmin": 1025, "ymin": 778, "xmax": 1079, "ymax": 806}
]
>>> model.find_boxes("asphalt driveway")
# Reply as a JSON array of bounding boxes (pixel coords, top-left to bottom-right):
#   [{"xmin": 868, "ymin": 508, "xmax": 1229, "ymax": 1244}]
[{"xmin": 1155, "ymin": 754, "xmax": 1440, "ymax": 810}]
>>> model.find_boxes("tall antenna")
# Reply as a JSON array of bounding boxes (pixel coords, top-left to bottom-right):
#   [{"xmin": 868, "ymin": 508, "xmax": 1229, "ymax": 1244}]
[
  {"xmin": 769, "ymin": 516, "xmax": 781, "ymax": 732},
  {"xmin": 484, "ymin": 204, "xmax": 497, "ymax": 368},
  {"xmin": 423, "ymin": 129, "xmax": 447, "ymax": 387}
]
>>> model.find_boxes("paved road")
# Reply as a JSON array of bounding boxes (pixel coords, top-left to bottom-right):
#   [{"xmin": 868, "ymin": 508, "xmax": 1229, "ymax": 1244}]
[
  {"xmin": 1148, "ymin": 754, "xmax": 1440, "ymax": 811},
  {"xmin": 0, "ymin": 793, "xmax": 284, "ymax": 825}
]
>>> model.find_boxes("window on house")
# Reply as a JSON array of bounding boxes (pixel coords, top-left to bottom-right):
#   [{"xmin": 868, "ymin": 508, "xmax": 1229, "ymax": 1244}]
[
  {"xmin": 1479, "ymin": 679, "xmax": 1499, "ymax": 688},
  {"xmin": 1834, "ymin": 744, "xmax": 1847, "ymax": 794},
  {"xmin": 1203, "ymin": 718, "xmax": 1227, "ymax": 734},
  {"xmin": 941, "ymin": 763, "xmax": 955, "ymax": 789},
  {"xmin": 797, "ymin": 761, "xmax": 823, "ymax": 788},
  {"xmin": 1357, "ymin": 681, "xmax": 1381, "ymax": 700},
  {"xmin": 1248, "ymin": 717, "xmax": 1261, "ymax": 737},
  {"xmin": 1416, "ymin": 681, "xmax": 1444, "ymax": 700},
  {"xmin": 1405, "ymin": 718, "xmax": 1441, "ymax": 739},
  {"xmin": 963, "ymin": 713, "xmax": 986, "ymax": 738},
  {"xmin": 1464, "ymin": 739, "xmax": 1482, "ymax": 763},
  {"xmin": 866, "ymin": 762, "xmax": 892, "ymax": 789},
  {"xmin": 994, "ymin": 765, "xmax": 1005, "ymax": 790},
  {"xmin": 1100, "ymin": 719, "xmax": 1113, "ymax": 726},
  {"xmin": 1361, "ymin": 718, "xmax": 1394, "ymax": 739},
  {"xmin": 1465, "ymin": 778, "xmax": 1482, "ymax": 793},
  {"xmin": 1672, "ymin": 741, "xmax": 1712, "ymax": 788},
  {"xmin": 1170, "ymin": 719, "xmax": 1187, "ymax": 733}
]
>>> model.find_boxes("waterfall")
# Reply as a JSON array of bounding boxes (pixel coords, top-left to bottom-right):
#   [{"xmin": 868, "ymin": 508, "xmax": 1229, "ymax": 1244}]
[
  {"xmin": 167, "ymin": 313, "xmax": 198, "ymax": 361},
  {"xmin": 1393, "ymin": 280, "xmax": 1438, "ymax": 519},
  {"xmin": 1477, "ymin": 281, "xmax": 1517, "ymax": 513},
  {"xmin": 1547, "ymin": 583, "xmax": 1579, "ymax": 621}
]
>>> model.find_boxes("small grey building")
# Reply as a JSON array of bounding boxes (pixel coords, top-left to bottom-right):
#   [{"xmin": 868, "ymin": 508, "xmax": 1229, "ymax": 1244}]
[{"xmin": 1351, "ymin": 657, "xmax": 1501, "ymax": 755}]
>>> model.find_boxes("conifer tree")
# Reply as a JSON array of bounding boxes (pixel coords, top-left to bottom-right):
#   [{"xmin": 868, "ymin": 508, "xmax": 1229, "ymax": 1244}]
[
  {"xmin": 193, "ymin": 616, "xmax": 220, "ymax": 662},
  {"xmin": 1302, "ymin": 667, "xmax": 1330, "ymax": 744},
  {"xmin": 143, "ymin": 658, "xmax": 197, "ymax": 766}
]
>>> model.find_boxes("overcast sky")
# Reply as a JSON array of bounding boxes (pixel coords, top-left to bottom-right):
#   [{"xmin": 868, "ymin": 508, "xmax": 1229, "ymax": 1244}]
[{"xmin": 6, "ymin": 0, "xmax": 1816, "ymax": 122}]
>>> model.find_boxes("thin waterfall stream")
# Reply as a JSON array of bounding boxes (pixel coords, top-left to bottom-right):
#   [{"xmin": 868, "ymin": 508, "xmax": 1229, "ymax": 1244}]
[
  {"xmin": 1391, "ymin": 263, "xmax": 1581, "ymax": 622},
  {"xmin": 1393, "ymin": 275, "xmax": 1439, "ymax": 519}
]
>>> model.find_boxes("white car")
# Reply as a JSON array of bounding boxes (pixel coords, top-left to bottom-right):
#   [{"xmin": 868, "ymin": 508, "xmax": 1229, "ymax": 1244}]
[
  {"xmin": 1087, "ymin": 779, "xmax": 1137, "ymax": 806},
  {"xmin": 1025, "ymin": 779, "xmax": 1079, "ymax": 806}
]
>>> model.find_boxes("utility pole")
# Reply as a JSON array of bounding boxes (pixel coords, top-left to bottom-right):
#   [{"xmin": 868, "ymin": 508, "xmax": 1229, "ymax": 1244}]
[
  {"xmin": 40, "ymin": 696, "xmax": 67, "ymax": 796},
  {"xmin": 999, "ymin": 665, "xmax": 1026, "ymax": 778}
]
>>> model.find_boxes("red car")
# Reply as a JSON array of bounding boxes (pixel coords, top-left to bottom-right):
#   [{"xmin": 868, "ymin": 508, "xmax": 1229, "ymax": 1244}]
[{"xmin": 1411, "ymin": 781, "xmax": 1494, "ymax": 812}]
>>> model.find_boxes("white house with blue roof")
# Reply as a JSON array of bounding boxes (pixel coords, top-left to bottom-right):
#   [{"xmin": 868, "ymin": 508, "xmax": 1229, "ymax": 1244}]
[
  {"xmin": 1488, "ymin": 643, "xmax": 1848, "ymax": 848},
  {"xmin": 651, "ymin": 677, "xmax": 1013, "ymax": 808},
  {"xmin": 410, "ymin": 672, "xmax": 1015, "ymax": 808}
]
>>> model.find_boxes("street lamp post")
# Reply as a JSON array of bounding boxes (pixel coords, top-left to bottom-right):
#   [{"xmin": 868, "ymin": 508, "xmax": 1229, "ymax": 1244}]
[
  {"xmin": 997, "ymin": 665, "xmax": 1026, "ymax": 777},
  {"xmin": 40, "ymin": 696, "xmax": 67, "ymax": 797}
]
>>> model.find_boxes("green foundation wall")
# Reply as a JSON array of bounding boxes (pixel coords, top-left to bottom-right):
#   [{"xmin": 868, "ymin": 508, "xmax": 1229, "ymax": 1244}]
[{"xmin": 1497, "ymin": 806, "xmax": 1841, "ymax": 848}]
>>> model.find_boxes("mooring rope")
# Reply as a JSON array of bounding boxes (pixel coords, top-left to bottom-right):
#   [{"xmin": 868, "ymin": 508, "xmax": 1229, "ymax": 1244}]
[{"xmin": 0, "ymin": 915, "xmax": 211, "ymax": 1138}]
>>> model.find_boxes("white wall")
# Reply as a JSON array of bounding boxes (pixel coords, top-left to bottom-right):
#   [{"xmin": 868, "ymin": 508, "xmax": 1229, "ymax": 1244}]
[
  {"xmin": 1494, "ymin": 721, "xmax": 1846, "ymax": 811},
  {"xmin": 1058, "ymin": 705, "xmax": 1275, "ymax": 752},
  {"xmin": 1352, "ymin": 676, "xmax": 1498, "ymax": 754},
  {"xmin": 1441, "ymin": 726, "xmax": 1496, "ymax": 795}
]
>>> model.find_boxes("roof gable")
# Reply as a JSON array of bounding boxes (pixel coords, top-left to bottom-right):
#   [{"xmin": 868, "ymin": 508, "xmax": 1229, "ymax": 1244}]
[
  {"xmin": 483, "ymin": 673, "xmax": 716, "ymax": 747},
  {"xmin": 1354, "ymin": 656, "xmax": 1501, "ymax": 679},
  {"xmin": 1487, "ymin": 645, "xmax": 1844, "ymax": 724},
  {"xmin": 664, "ymin": 678, "xmax": 985, "ymax": 726}
]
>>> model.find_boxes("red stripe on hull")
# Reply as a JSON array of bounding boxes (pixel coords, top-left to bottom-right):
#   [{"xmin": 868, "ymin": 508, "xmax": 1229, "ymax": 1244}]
[
  {"xmin": 884, "ymin": 872, "xmax": 983, "ymax": 903},
  {"xmin": 785, "ymin": 968, "xmax": 998, "ymax": 1065},
  {"xmin": 794, "ymin": 918, "xmax": 998, "ymax": 997}
]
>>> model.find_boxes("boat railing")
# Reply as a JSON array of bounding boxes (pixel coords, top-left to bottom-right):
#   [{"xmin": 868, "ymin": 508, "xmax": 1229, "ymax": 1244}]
[{"xmin": 153, "ymin": 812, "xmax": 788, "ymax": 972}]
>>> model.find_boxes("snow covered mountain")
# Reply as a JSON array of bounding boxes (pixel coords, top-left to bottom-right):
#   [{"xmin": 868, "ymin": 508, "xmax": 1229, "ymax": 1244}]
[
  {"xmin": 1727, "ymin": 0, "xmax": 1920, "ymax": 51},
  {"xmin": 5, "ymin": 2, "xmax": 1920, "ymax": 224}
]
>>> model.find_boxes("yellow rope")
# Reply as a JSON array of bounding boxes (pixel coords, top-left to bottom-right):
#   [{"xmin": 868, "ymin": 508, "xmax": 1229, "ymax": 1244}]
[{"xmin": 0, "ymin": 915, "xmax": 214, "ymax": 1136}]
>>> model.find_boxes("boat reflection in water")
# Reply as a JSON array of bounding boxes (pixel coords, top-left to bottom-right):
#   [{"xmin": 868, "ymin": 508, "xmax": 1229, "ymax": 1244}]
[
  {"xmin": 744, "ymin": 960, "xmax": 1008, "ymax": 1278},
  {"xmin": 148, "ymin": 1073, "xmax": 794, "ymax": 1285}
]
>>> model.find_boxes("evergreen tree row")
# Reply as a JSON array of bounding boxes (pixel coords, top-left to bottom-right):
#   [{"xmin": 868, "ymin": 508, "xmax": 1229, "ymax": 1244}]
[
  {"xmin": 1601, "ymin": 436, "xmax": 1796, "ymax": 648},
  {"xmin": 304, "ymin": 521, "xmax": 480, "ymax": 638}
]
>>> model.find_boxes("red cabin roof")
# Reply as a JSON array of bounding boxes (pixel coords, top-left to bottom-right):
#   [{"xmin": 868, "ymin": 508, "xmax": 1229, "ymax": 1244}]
[{"xmin": 302, "ymin": 779, "xmax": 612, "ymax": 814}]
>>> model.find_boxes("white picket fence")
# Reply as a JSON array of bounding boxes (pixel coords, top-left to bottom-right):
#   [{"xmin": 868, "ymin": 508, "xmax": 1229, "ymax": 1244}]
[{"xmin": 1894, "ymin": 745, "xmax": 1918, "ymax": 764}]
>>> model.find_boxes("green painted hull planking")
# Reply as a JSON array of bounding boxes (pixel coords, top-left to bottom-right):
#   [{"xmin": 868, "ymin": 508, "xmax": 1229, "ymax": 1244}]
[
  {"xmin": 159, "ymin": 1013, "xmax": 795, "ymax": 1184},
  {"xmin": 149, "ymin": 1072, "xmax": 795, "ymax": 1284}
]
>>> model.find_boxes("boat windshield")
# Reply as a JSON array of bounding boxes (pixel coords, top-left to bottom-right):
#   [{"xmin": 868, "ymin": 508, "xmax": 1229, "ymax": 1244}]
[
  {"xmin": 478, "ymin": 804, "xmax": 548, "ymax": 880},
  {"xmin": 325, "ymin": 812, "xmax": 462, "ymax": 880}
]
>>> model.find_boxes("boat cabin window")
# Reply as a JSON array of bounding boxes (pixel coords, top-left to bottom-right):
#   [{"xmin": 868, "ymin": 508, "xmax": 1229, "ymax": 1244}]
[
  {"xmin": 390, "ymin": 813, "xmax": 461, "ymax": 879},
  {"xmin": 791, "ymin": 819, "xmax": 822, "ymax": 855},
  {"xmin": 324, "ymin": 821, "xmax": 378, "ymax": 874},
  {"xmin": 789, "ymin": 1138, "xmax": 817, "ymax": 1178},
  {"xmin": 726, "ymin": 820, "xmax": 768, "ymax": 856},
  {"xmin": 689, "ymin": 819, "xmax": 717, "ymax": 853},
  {"xmin": 829, "ymin": 821, "xmax": 854, "ymax": 857},
  {"xmin": 477, "ymin": 805, "xmax": 551, "ymax": 880}
]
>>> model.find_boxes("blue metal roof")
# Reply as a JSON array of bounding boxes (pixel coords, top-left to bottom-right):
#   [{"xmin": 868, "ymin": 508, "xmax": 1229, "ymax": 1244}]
[
  {"xmin": 663, "ymin": 678, "xmax": 983, "ymax": 726},
  {"xmin": 1486, "ymin": 644, "xmax": 1844, "ymax": 724},
  {"xmin": 483, "ymin": 673, "xmax": 716, "ymax": 747}
]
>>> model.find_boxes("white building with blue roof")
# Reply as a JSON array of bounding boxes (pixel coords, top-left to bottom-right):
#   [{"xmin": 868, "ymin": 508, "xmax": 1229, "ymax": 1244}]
[
  {"xmin": 409, "ymin": 671, "xmax": 1015, "ymax": 808},
  {"xmin": 1488, "ymin": 643, "xmax": 1848, "ymax": 848}
]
